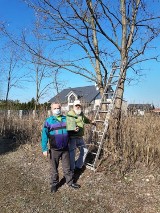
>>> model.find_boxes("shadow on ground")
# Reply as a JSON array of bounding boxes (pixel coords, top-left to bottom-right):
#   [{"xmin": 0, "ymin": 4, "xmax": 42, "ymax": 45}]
[
  {"xmin": 73, "ymin": 166, "xmax": 86, "ymax": 183},
  {"xmin": 56, "ymin": 166, "xmax": 86, "ymax": 191},
  {"xmin": 0, "ymin": 135, "xmax": 17, "ymax": 155}
]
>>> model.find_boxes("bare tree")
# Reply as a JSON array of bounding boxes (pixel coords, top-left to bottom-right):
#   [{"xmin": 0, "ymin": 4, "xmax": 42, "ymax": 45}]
[
  {"xmin": 22, "ymin": 14, "xmax": 68, "ymax": 109},
  {"xmin": 23, "ymin": 17, "xmax": 55, "ymax": 110},
  {"xmin": 29, "ymin": 54, "xmax": 52, "ymax": 110},
  {"xmin": 2, "ymin": 1, "xmax": 160, "ymax": 121},
  {"xmin": 23, "ymin": 0, "xmax": 160, "ymax": 117},
  {"xmin": 0, "ymin": 84, "xmax": 3, "ymax": 100},
  {"xmin": 0, "ymin": 43, "xmax": 28, "ymax": 106},
  {"xmin": 1, "ymin": 16, "xmax": 68, "ymax": 108}
]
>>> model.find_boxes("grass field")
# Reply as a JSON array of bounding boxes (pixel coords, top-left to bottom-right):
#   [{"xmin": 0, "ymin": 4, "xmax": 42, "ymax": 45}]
[{"xmin": 0, "ymin": 113, "xmax": 160, "ymax": 212}]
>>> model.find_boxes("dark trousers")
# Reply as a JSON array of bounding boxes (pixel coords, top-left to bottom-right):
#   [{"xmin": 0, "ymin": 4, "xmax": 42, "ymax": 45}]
[{"xmin": 50, "ymin": 149, "xmax": 73, "ymax": 186}]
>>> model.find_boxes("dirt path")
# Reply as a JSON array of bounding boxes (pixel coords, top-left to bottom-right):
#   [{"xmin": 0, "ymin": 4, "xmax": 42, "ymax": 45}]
[{"xmin": 0, "ymin": 137, "xmax": 160, "ymax": 213}]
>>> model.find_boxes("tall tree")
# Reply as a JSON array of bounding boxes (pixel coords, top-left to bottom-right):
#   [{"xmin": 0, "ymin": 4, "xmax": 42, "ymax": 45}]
[{"xmin": 23, "ymin": 0, "xmax": 160, "ymax": 119}]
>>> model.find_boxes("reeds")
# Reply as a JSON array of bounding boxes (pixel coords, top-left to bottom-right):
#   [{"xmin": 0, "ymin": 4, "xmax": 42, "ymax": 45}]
[
  {"xmin": 0, "ymin": 112, "xmax": 160, "ymax": 174},
  {"xmin": 100, "ymin": 114, "xmax": 160, "ymax": 174},
  {"xmin": 0, "ymin": 112, "xmax": 47, "ymax": 145}
]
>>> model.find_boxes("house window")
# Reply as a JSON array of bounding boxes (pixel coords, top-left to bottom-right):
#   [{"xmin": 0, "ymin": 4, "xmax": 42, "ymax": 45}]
[{"xmin": 69, "ymin": 94, "xmax": 76, "ymax": 103}]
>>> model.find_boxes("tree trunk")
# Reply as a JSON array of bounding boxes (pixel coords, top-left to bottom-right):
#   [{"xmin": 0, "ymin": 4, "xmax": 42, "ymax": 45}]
[
  {"xmin": 87, "ymin": 0, "xmax": 104, "ymax": 96},
  {"xmin": 113, "ymin": 0, "xmax": 128, "ymax": 144}
]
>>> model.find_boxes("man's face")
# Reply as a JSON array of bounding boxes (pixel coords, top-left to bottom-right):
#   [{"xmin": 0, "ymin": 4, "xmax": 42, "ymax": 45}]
[
  {"xmin": 51, "ymin": 103, "xmax": 61, "ymax": 115},
  {"xmin": 51, "ymin": 103, "xmax": 61, "ymax": 110},
  {"xmin": 74, "ymin": 105, "xmax": 82, "ymax": 115}
]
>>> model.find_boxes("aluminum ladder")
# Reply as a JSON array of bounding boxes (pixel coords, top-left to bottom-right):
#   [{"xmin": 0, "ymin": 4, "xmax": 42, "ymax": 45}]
[{"xmin": 85, "ymin": 65, "xmax": 121, "ymax": 171}]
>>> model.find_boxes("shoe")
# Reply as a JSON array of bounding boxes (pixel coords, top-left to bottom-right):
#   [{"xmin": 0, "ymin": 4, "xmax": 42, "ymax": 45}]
[
  {"xmin": 74, "ymin": 167, "xmax": 82, "ymax": 172},
  {"xmin": 69, "ymin": 183, "xmax": 81, "ymax": 189},
  {"xmin": 74, "ymin": 165, "xmax": 86, "ymax": 173},
  {"xmin": 51, "ymin": 185, "xmax": 57, "ymax": 193}
]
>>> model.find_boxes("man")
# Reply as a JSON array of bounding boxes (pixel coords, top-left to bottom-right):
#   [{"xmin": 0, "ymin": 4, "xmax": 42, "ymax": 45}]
[
  {"xmin": 41, "ymin": 102, "xmax": 80, "ymax": 193},
  {"xmin": 67, "ymin": 100, "xmax": 95, "ymax": 172}
]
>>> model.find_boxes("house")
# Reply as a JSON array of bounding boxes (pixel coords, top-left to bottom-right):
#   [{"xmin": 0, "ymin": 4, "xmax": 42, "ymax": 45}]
[
  {"xmin": 48, "ymin": 85, "xmax": 113, "ymax": 112},
  {"xmin": 151, "ymin": 108, "xmax": 160, "ymax": 115},
  {"xmin": 127, "ymin": 104, "xmax": 155, "ymax": 115}
]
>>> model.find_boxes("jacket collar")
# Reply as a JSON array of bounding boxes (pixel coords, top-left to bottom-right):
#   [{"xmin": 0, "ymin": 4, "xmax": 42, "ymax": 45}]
[{"xmin": 51, "ymin": 115, "xmax": 65, "ymax": 121}]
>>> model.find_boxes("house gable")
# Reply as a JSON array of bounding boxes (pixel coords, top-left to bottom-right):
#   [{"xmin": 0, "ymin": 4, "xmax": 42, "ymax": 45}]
[{"xmin": 67, "ymin": 91, "xmax": 78, "ymax": 106}]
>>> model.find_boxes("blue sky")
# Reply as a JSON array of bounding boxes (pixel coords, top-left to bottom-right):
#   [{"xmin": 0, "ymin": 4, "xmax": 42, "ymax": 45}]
[{"xmin": 0, "ymin": 0, "xmax": 160, "ymax": 106}]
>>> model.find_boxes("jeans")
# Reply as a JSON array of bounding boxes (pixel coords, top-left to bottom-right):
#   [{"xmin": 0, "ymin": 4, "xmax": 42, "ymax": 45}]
[{"xmin": 68, "ymin": 137, "xmax": 88, "ymax": 171}]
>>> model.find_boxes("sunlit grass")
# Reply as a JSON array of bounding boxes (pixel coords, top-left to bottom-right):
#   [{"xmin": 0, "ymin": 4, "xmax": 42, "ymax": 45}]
[{"xmin": 0, "ymin": 112, "xmax": 160, "ymax": 174}]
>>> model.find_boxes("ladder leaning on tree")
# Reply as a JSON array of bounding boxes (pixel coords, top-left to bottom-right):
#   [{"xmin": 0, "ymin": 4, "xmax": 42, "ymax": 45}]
[{"xmin": 85, "ymin": 64, "xmax": 122, "ymax": 171}]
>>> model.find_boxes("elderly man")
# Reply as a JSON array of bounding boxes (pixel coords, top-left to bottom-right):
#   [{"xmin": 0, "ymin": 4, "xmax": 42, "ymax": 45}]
[
  {"xmin": 67, "ymin": 100, "xmax": 95, "ymax": 173},
  {"xmin": 41, "ymin": 102, "xmax": 80, "ymax": 193}
]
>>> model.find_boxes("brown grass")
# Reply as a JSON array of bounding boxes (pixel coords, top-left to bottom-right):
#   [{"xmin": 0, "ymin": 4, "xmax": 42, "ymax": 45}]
[
  {"xmin": 100, "ymin": 114, "xmax": 160, "ymax": 174},
  {"xmin": 0, "ymin": 112, "xmax": 160, "ymax": 174},
  {"xmin": 1, "ymin": 113, "xmax": 160, "ymax": 212}
]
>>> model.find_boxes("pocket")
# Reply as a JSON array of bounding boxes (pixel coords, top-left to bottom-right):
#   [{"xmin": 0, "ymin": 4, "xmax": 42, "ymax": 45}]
[
  {"xmin": 49, "ymin": 140, "xmax": 57, "ymax": 149},
  {"xmin": 49, "ymin": 135, "xmax": 57, "ymax": 149}
]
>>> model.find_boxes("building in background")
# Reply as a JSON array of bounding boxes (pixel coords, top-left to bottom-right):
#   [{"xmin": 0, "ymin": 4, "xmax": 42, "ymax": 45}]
[
  {"xmin": 48, "ymin": 85, "xmax": 114, "ymax": 112},
  {"xmin": 127, "ymin": 104, "xmax": 155, "ymax": 115}
]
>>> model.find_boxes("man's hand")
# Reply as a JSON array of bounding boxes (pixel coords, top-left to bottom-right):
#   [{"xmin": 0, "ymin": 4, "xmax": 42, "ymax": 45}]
[
  {"xmin": 74, "ymin": 126, "xmax": 79, "ymax": 132},
  {"xmin": 43, "ymin": 151, "xmax": 48, "ymax": 157}
]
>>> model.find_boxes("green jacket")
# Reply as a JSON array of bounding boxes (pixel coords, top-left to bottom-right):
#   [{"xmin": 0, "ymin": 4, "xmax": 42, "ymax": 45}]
[{"xmin": 67, "ymin": 110, "xmax": 91, "ymax": 137}]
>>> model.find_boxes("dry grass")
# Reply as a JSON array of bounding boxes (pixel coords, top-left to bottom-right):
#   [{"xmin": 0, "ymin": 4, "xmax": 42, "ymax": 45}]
[
  {"xmin": 0, "ymin": 112, "xmax": 160, "ymax": 174},
  {"xmin": 0, "ymin": 113, "xmax": 160, "ymax": 212},
  {"xmin": 0, "ymin": 137, "xmax": 160, "ymax": 213},
  {"xmin": 83, "ymin": 113, "xmax": 160, "ymax": 175},
  {"xmin": 99, "ymin": 114, "xmax": 160, "ymax": 174}
]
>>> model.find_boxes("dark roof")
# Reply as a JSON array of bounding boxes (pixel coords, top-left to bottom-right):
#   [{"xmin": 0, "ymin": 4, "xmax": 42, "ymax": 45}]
[
  {"xmin": 128, "ymin": 104, "xmax": 155, "ymax": 110},
  {"xmin": 48, "ymin": 85, "xmax": 101, "ymax": 103}
]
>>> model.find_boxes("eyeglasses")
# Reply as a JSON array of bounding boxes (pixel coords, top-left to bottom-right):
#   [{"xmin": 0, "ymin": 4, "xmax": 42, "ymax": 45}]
[
  {"xmin": 75, "ymin": 105, "xmax": 81, "ymax": 108},
  {"xmin": 53, "ymin": 108, "xmax": 60, "ymax": 109}
]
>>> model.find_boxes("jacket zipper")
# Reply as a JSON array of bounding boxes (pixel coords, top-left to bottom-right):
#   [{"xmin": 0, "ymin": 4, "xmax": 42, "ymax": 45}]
[{"xmin": 57, "ymin": 117, "xmax": 64, "ymax": 149}]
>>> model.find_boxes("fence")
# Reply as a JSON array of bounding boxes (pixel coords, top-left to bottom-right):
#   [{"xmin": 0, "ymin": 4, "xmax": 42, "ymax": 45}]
[{"xmin": 0, "ymin": 110, "xmax": 51, "ymax": 119}]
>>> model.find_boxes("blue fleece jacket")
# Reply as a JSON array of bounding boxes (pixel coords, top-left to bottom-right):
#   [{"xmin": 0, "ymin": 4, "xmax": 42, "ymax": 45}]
[{"xmin": 41, "ymin": 115, "xmax": 69, "ymax": 152}]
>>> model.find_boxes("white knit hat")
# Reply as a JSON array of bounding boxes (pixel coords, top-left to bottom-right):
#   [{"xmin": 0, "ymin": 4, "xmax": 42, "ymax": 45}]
[{"xmin": 73, "ymin": 100, "xmax": 81, "ymax": 106}]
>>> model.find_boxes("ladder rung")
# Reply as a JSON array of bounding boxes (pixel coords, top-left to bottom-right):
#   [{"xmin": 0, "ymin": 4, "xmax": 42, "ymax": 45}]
[
  {"xmin": 103, "ymin": 91, "xmax": 114, "ymax": 94},
  {"xmin": 97, "ymin": 135, "xmax": 103, "ymax": 138},
  {"xmin": 111, "ymin": 80, "xmax": 118, "ymax": 83},
  {"xmin": 90, "ymin": 142, "xmax": 101, "ymax": 147},
  {"xmin": 101, "ymin": 101, "xmax": 112, "ymax": 104},
  {"xmin": 95, "ymin": 120, "xmax": 104, "ymax": 122},
  {"xmin": 93, "ymin": 130, "xmax": 103, "ymax": 134},
  {"xmin": 92, "ymin": 132, "xmax": 103, "ymax": 137},
  {"xmin": 86, "ymin": 164, "xmax": 96, "ymax": 170},
  {"xmin": 95, "ymin": 121, "xmax": 109, "ymax": 126},
  {"xmin": 89, "ymin": 140, "xmax": 101, "ymax": 144},
  {"xmin": 108, "ymin": 83, "xmax": 117, "ymax": 86},
  {"xmin": 90, "ymin": 152, "xmax": 97, "ymax": 155},
  {"xmin": 103, "ymin": 92, "xmax": 114, "ymax": 95},
  {"xmin": 86, "ymin": 163, "xmax": 95, "ymax": 167},
  {"xmin": 92, "ymin": 133, "xmax": 103, "ymax": 137},
  {"xmin": 110, "ymin": 75, "xmax": 120, "ymax": 78},
  {"xmin": 92, "ymin": 142, "xmax": 101, "ymax": 145}
]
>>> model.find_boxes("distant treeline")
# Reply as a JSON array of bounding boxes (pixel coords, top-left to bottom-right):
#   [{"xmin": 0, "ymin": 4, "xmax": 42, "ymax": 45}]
[{"xmin": 0, "ymin": 98, "xmax": 51, "ymax": 110}]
